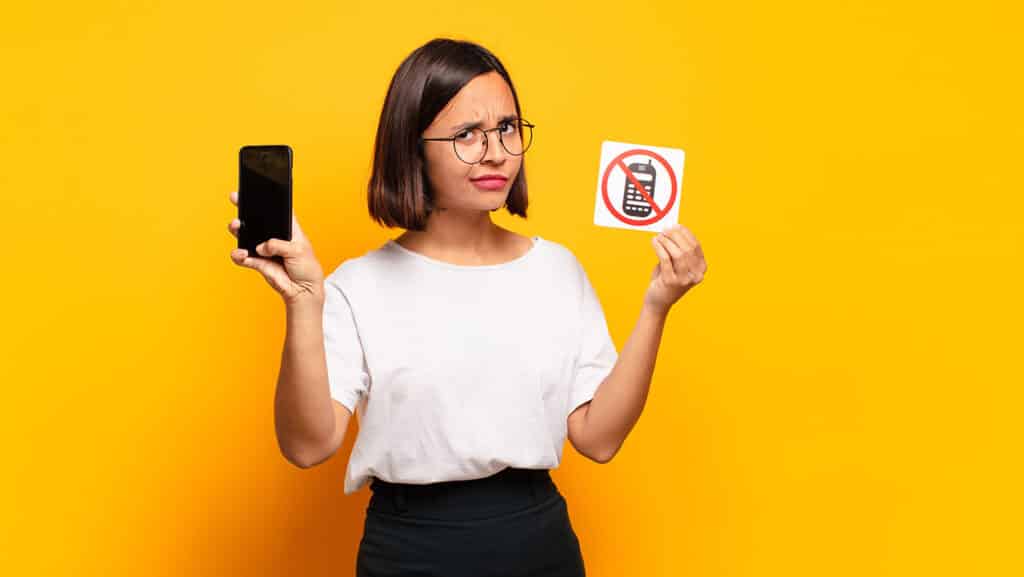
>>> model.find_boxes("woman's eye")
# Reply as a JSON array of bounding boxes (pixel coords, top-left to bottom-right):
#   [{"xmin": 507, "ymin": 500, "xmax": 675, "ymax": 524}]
[
  {"xmin": 500, "ymin": 122, "xmax": 516, "ymax": 134},
  {"xmin": 455, "ymin": 130, "xmax": 472, "ymax": 140}
]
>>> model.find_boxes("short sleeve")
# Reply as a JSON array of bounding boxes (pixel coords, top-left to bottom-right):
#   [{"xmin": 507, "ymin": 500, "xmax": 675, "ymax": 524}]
[
  {"xmin": 568, "ymin": 259, "xmax": 618, "ymax": 416},
  {"xmin": 322, "ymin": 276, "xmax": 371, "ymax": 414}
]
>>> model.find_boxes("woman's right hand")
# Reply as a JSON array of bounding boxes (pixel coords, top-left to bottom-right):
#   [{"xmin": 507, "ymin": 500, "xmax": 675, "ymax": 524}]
[{"xmin": 228, "ymin": 190, "xmax": 325, "ymax": 305}]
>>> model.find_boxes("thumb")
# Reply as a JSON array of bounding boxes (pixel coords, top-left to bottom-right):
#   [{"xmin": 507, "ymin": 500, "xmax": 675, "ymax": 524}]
[{"xmin": 256, "ymin": 238, "xmax": 296, "ymax": 259}]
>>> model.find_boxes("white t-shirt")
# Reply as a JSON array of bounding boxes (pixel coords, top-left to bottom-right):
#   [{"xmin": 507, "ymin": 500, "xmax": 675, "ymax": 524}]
[{"xmin": 321, "ymin": 234, "xmax": 618, "ymax": 495}]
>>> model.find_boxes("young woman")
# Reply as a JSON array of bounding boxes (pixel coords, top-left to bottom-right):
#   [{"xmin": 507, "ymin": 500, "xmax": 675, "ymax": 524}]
[{"xmin": 227, "ymin": 37, "xmax": 706, "ymax": 577}]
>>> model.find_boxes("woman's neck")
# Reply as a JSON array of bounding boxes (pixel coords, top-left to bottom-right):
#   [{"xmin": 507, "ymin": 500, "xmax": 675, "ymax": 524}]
[{"xmin": 394, "ymin": 213, "xmax": 525, "ymax": 266}]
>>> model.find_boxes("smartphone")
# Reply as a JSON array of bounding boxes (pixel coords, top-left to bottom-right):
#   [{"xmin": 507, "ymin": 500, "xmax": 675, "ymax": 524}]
[{"xmin": 238, "ymin": 145, "xmax": 292, "ymax": 265}]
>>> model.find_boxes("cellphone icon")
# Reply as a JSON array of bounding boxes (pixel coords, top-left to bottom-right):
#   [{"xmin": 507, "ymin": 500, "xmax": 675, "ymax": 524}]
[{"xmin": 622, "ymin": 159, "xmax": 656, "ymax": 217}]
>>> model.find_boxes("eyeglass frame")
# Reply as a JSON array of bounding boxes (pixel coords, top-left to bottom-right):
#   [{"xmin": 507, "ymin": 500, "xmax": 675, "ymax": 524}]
[{"xmin": 420, "ymin": 118, "xmax": 535, "ymax": 165}]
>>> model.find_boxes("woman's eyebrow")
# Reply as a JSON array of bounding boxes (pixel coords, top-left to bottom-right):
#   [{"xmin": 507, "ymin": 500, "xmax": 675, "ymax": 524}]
[{"xmin": 451, "ymin": 114, "xmax": 518, "ymax": 131}]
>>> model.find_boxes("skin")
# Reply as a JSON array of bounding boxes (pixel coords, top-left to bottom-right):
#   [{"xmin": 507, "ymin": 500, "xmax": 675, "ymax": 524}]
[
  {"xmin": 225, "ymin": 69, "xmax": 710, "ymax": 467},
  {"xmin": 396, "ymin": 70, "xmax": 532, "ymax": 264},
  {"xmin": 567, "ymin": 222, "xmax": 706, "ymax": 463}
]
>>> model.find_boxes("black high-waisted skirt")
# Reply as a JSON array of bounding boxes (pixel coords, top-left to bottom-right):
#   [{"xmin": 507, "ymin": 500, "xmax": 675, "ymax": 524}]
[{"xmin": 356, "ymin": 467, "xmax": 587, "ymax": 577}]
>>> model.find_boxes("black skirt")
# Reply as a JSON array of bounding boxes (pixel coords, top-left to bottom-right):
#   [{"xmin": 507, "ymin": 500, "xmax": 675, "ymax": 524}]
[{"xmin": 356, "ymin": 467, "xmax": 587, "ymax": 577}]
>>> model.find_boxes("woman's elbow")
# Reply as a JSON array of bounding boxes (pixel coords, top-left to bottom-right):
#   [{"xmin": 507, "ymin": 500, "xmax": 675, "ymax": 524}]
[{"xmin": 282, "ymin": 443, "xmax": 335, "ymax": 469}]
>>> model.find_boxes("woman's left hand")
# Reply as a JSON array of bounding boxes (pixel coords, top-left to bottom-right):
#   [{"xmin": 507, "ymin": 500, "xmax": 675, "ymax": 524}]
[{"xmin": 644, "ymin": 223, "xmax": 707, "ymax": 315}]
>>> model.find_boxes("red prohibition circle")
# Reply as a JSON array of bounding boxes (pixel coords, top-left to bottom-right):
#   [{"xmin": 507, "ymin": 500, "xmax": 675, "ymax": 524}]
[{"xmin": 601, "ymin": 148, "xmax": 678, "ymax": 226}]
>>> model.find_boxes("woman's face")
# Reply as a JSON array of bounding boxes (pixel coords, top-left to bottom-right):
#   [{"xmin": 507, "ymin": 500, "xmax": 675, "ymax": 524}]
[{"xmin": 421, "ymin": 71, "xmax": 523, "ymax": 213}]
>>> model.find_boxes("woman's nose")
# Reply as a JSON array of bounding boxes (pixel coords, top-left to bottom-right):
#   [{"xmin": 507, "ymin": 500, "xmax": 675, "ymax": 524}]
[{"xmin": 480, "ymin": 131, "xmax": 507, "ymax": 164}]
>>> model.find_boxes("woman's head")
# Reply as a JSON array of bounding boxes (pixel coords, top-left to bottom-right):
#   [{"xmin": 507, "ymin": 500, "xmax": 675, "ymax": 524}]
[{"xmin": 368, "ymin": 38, "xmax": 530, "ymax": 231}]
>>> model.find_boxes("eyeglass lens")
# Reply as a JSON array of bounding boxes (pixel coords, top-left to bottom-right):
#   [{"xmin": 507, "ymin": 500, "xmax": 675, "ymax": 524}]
[{"xmin": 453, "ymin": 121, "xmax": 533, "ymax": 164}]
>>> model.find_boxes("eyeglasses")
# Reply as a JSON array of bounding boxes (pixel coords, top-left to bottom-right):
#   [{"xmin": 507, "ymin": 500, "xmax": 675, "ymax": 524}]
[{"xmin": 421, "ymin": 118, "xmax": 535, "ymax": 165}]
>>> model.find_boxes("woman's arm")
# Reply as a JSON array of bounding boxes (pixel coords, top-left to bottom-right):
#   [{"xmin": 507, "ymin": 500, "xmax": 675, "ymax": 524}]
[
  {"xmin": 568, "ymin": 224, "xmax": 706, "ymax": 463},
  {"xmin": 567, "ymin": 303, "xmax": 667, "ymax": 463},
  {"xmin": 273, "ymin": 290, "xmax": 350, "ymax": 468}
]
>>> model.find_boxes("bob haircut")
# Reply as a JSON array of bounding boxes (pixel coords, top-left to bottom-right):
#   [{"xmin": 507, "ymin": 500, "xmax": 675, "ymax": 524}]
[{"xmin": 367, "ymin": 38, "xmax": 529, "ymax": 231}]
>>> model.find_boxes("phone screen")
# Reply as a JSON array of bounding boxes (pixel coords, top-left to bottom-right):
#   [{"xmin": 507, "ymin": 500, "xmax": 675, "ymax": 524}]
[{"xmin": 238, "ymin": 145, "xmax": 292, "ymax": 262}]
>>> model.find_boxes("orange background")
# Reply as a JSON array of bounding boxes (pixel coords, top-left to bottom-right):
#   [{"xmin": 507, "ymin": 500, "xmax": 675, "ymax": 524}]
[{"xmin": 3, "ymin": 1, "xmax": 1022, "ymax": 575}]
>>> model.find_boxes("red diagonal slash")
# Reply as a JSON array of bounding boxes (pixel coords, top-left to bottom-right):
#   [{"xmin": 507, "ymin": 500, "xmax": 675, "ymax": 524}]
[{"xmin": 614, "ymin": 159, "xmax": 665, "ymax": 220}]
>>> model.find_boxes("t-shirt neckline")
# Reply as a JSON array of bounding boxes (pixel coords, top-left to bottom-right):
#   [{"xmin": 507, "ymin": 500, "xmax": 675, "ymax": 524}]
[{"xmin": 386, "ymin": 235, "xmax": 543, "ymax": 270}]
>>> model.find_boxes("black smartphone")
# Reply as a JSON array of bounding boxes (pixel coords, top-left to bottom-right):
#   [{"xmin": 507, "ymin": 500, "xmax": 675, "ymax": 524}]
[{"xmin": 238, "ymin": 145, "xmax": 292, "ymax": 265}]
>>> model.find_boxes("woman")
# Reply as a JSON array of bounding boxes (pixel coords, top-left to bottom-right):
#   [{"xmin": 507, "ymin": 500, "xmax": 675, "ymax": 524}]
[{"xmin": 227, "ymin": 38, "xmax": 706, "ymax": 577}]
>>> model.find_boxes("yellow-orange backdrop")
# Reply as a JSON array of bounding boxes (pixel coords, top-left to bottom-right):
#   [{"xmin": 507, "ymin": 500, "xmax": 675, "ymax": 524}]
[{"xmin": 2, "ymin": 1, "xmax": 1022, "ymax": 575}]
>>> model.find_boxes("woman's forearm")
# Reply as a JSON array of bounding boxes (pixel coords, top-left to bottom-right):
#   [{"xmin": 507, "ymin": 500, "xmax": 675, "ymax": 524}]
[
  {"xmin": 273, "ymin": 289, "xmax": 335, "ymax": 467},
  {"xmin": 583, "ymin": 303, "xmax": 668, "ymax": 462}
]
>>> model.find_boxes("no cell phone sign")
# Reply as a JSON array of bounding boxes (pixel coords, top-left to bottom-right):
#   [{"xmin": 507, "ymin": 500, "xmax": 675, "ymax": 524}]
[{"xmin": 593, "ymin": 140, "xmax": 685, "ymax": 232}]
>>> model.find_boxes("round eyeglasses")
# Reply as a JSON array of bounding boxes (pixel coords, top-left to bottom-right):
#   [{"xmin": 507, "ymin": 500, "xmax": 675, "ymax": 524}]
[{"xmin": 421, "ymin": 118, "xmax": 535, "ymax": 165}]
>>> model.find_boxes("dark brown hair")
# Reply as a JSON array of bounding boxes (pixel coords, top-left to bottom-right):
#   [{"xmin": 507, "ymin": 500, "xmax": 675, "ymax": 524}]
[{"xmin": 367, "ymin": 38, "xmax": 529, "ymax": 230}]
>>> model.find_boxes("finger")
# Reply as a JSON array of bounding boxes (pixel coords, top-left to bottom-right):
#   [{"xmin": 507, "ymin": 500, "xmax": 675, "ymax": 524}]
[
  {"xmin": 664, "ymin": 225, "xmax": 694, "ymax": 252},
  {"xmin": 676, "ymin": 225, "xmax": 698, "ymax": 247},
  {"xmin": 228, "ymin": 218, "xmax": 240, "ymax": 239},
  {"xmin": 656, "ymin": 233, "xmax": 691, "ymax": 281},
  {"xmin": 256, "ymin": 238, "xmax": 297, "ymax": 259},
  {"xmin": 664, "ymin": 226, "xmax": 699, "ymax": 275},
  {"xmin": 651, "ymin": 236, "xmax": 673, "ymax": 281},
  {"xmin": 651, "ymin": 235, "xmax": 678, "ymax": 284},
  {"xmin": 230, "ymin": 248, "xmax": 257, "ymax": 269},
  {"xmin": 231, "ymin": 248, "xmax": 275, "ymax": 276},
  {"xmin": 693, "ymin": 243, "xmax": 707, "ymax": 276},
  {"xmin": 667, "ymin": 230, "xmax": 700, "ymax": 274},
  {"xmin": 230, "ymin": 190, "xmax": 238, "ymax": 206},
  {"xmin": 674, "ymin": 226, "xmax": 706, "ymax": 271},
  {"xmin": 663, "ymin": 225, "xmax": 703, "ymax": 272}
]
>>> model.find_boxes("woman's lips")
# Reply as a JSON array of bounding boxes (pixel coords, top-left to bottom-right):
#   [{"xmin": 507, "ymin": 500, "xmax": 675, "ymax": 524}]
[{"xmin": 470, "ymin": 177, "xmax": 508, "ymax": 191}]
